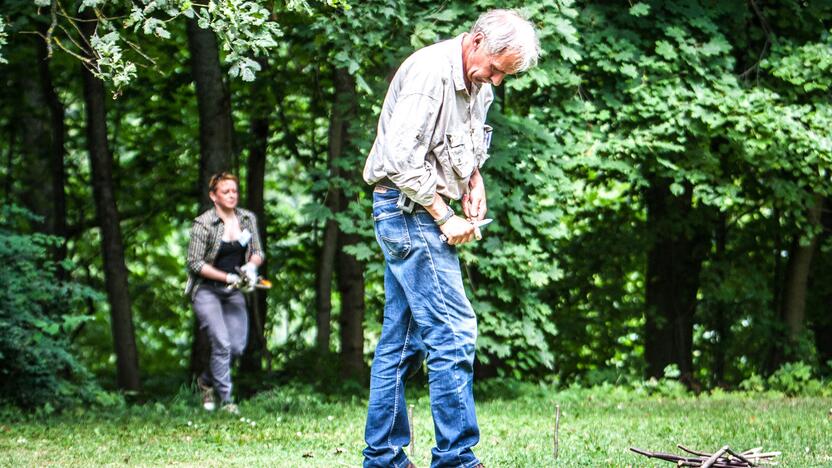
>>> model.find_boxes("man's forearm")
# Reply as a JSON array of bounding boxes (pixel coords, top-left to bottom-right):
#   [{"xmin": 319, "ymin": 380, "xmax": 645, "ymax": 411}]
[
  {"xmin": 424, "ymin": 193, "xmax": 451, "ymax": 220},
  {"xmin": 465, "ymin": 167, "xmax": 487, "ymax": 220},
  {"xmin": 469, "ymin": 167, "xmax": 483, "ymax": 189}
]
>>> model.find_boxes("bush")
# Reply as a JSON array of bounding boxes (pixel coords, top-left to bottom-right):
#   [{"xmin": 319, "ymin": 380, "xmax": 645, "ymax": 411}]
[
  {"xmin": 737, "ymin": 362, "xmax": 831, "ymax": 396},
  {"xmin": 0, "ymin": 206, "xmax": 102, "ymax": 409},
  {"xmin": 767, "ymin": 362, "xmax": 825, "ymax": 396}
]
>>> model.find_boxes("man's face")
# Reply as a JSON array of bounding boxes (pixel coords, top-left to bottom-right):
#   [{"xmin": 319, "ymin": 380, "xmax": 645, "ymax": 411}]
[{"xmin": 465, "ymin": 33, "xmax": 522, "ymax": 87}]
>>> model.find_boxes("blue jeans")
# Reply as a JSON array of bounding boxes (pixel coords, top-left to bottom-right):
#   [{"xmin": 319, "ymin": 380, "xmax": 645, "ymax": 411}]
[{"xmin": 363, "ymin": 188, "xmax": 480, "ymax": 468}]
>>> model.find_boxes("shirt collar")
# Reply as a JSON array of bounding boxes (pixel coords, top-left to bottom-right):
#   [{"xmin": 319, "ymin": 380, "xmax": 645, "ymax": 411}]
[
  {"xmin": 209, "ymin": 207, "xmax": 248, "ymax": 225},
  {"xmin": 450, "ymin": 33, "xmax": 468, "ymax": 93}
]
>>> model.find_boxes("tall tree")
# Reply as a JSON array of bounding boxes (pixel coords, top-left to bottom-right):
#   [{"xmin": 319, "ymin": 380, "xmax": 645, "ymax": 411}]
[
  {"xmin": 644, "ymin": 179, "xmax": 710, "ymax": 380},
  {"xmin": 811, "ymin": 198, "xmax": 832, "ymax": 372},
  {"xmin": 80, "ymin": 13, "xmax": 140, "ymax": 392},
  {"xmin": 778, "ymin": 196, "xmax": 824, "ymax": 358},
  {"xmin": 17, "ymin": 35, "xmax": 60, "ymax": 235},
  {"xmin": 186, "ymin": 18, "xmax": 236, "ymax": 377},
  {"xmin": 242, "ymin": 58, "xmax": 270, "ymax": 374},
  {"xmin": 314, "ymin": 61, "xmax": 339, "ymax": 354},
  {"xmin": 187, "ymin": 19, "xmax": 235, "ymax": 209},
  {"xmin": 38, "ymin": 34, "xmax": 68, "ymax": 272},
  {"xmin": 329, "ymin": 70, "xmax": 365, "ymax": 381}
]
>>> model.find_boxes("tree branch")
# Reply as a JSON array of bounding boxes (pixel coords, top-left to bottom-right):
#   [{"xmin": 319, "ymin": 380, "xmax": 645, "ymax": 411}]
[{"xmin": 739, "ymin": 0, "xmax": 773, "ymax": 82}]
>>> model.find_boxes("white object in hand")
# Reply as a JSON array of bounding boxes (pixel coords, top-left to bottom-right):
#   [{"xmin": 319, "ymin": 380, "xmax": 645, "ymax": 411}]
[
  {"xmin": 226, "ymin": 273, "xmax": 241, "ymax": 285},
  {"xmin": 241, "ymin": 262, "xmax": 258, "ymax": 285},
  {"xmin": 439, "ymin": 218, "xmax": 493, "ymax": 243}
]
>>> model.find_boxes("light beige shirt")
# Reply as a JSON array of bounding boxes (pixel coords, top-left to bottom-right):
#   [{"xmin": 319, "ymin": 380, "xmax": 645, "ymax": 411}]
[{"xmin": 363, "ymin": 34, "xmax": 494, "ymax": 205}]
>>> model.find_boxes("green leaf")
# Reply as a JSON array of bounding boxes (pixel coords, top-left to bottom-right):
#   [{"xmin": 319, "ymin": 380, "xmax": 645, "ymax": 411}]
[
  {"xmin": 669, "ymin": 182, "xmax": 685, "ymax": 196},
  {"xmin": 619, "ymin": 64, "xmax": 638, "ymax": 78},
  {"xmin": 559, "ymin": 45, "xmax": 581, "ymax": 63},
  {"xmin": 655, "ymin": 41, "xmax": 678, "ymax": 60},
  {"xmin": 629, "ymin": 3, "xmax": 650, "ymax": 17}
]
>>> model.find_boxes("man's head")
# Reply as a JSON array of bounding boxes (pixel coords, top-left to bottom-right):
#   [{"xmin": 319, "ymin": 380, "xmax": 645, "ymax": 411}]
[{"xmin": 463, "ymin": 9, "xmax": 540, "ymax": 87}]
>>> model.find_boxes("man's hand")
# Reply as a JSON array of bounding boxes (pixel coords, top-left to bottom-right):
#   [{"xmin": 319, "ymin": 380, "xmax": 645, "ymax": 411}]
[
  {"xmin": 463, "ymin": 169, "xmax": 487, "ymax": 221},
  {"xmin": 439, "ymin": 216, "xmax": 476, "ymax": 245}
]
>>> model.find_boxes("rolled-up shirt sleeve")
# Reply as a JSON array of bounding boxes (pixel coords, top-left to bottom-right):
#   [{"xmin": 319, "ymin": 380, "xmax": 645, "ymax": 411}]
[
  {"xmin": 187, "ymin": 221, "xmax": 208, "ymax": 274},
  {"xmin": 247, "ymin": 215, "xmax": 264, "ymax": 261},
  {"xmin": 379, "ymin": 71, "xmax": 443, "ymax": 205}
]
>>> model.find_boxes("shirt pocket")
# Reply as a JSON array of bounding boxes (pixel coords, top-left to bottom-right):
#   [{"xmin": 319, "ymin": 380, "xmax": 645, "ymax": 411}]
[{"xmin": 445, "ymin": 132, "xmax": 476, "ymax": 179}]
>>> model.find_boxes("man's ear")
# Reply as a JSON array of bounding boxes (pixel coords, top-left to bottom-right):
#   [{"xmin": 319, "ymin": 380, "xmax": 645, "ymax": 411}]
[{"xmin": 472, "ymin": 31, "xmax": 485, "ymax": 49}]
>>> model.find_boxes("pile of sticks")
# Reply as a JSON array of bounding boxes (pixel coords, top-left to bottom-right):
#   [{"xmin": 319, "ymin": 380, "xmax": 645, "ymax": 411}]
[{"xmin": 630, "ymin": 444, "xmax": 780, "ymax": 467}]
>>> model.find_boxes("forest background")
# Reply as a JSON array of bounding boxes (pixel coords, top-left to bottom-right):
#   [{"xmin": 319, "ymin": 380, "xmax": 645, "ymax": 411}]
[{"xmin": 1, "ymin": 0, "xmax": 831, "ymax": 410}]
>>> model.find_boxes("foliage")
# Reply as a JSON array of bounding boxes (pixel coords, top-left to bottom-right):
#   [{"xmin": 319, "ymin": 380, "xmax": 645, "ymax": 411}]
[
  {"xmin": 0, "ymin": 17, "xmax": 7, "ymax": 64},
  {"xmin": 0, "ymin": 206, "xmax": 102, "ymax": 409},
  {"xmin": 13, "ymin": 0, "xmax": 348, "ymax": 95},
  {"xmin": 1, "ymin": 0, "xmax": 831, "ymax": 400},
  {"xmin": 739, "ymin": 362, "xmax": 832, "ymax": 397},
  {"xmin": 122, "ymin": 0, "xmax": 283, "ymax": 82},
  {"xmin": 766, "ymin": 362, "xmax": 828, "ymax": 397}
]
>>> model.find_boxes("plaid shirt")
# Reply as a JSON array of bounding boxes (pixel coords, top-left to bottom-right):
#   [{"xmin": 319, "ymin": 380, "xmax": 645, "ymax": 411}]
[{"xmin": 185, "ymin": 207, "xmax": 264, "ymax": 300}]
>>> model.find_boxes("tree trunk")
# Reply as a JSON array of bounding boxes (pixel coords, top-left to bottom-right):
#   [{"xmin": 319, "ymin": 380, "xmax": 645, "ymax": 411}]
[
  {"xmin": 80, "ymin": 15, "xmax": 140, "ymax": 392},
  {"xmin": 186, "ymin": 18, "xmax": 235, "ymax": 378},
  {"xmin": 3, "ymin": 122, "xmax": 14, "ymax": 203},
  {"xmin": 18, "ymin": 38, "xmax": 55, "ymax": 232},
  {"xmin": 712, "ymin": 212, "xmax": 728, "ymax": 385},
  {"xmin": 241, "ymin": 65, "xmax": 270, "ymax": 373},
  {"xmin": 812, "ymin": 197, "xmax": 832, "ymax": 372},
  {"xmin": 187, "ymin": 19, "xmax": 235, "ymax": 210},
  {"xmin": 765, "ymin": 206, "xmax": 787, "ymax": 373},
  {"xmin": 316, "ymin": 202, "xmax": 338, "ymax": 353},
  {"xmin": 337, "ymin": 228, "xmax": 366, "ymax": 381},
  {"xmin": 644, "ymin": 178, "xmax": 709, "ymax": 382},
  {"xmin": 330, "ymin": 71, "xmax": 366, "ymax": 381},
  {"xmin": 39, "ymin": 33, "xmax": 68, "ymax": 273},
  {"xmin": 9, "ymin": 32, "xmax": 67, "ymax": 272},
  {"xmin": 314, "ymin": 67, "xmax": 346, "ymax": 355},
  {"xmin": 778, "ymin": 195, "xmax": 824, "ymax": 360}
]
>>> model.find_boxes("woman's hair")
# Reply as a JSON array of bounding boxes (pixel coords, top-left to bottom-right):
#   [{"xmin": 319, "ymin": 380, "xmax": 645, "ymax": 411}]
[{"xmin": 208, "ymin": 172, "xmax": 239, "ymax": 193}]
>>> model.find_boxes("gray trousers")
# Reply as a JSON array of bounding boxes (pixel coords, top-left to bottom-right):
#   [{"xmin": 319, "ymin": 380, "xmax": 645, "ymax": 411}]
[{"xmin": 193, "ymin": 284, "xmax": 249, "ymax": 403}]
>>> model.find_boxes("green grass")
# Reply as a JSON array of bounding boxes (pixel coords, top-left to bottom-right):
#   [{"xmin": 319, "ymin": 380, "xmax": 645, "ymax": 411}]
[{"xmin": 1, "ymin": 382, "xmax": 830, "ymax": 467}]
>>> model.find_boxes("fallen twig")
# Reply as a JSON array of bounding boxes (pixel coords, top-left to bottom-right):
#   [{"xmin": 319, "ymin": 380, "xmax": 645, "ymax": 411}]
[{"xmin": 630, "ymin": 445, "xmax": 779, "ymax": 467}]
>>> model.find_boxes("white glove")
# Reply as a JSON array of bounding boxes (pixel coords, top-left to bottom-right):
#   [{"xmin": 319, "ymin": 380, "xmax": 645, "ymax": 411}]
[
  {"xmin": 225, "ymin": 273, "xmax": 241, "ymax": 285},
  {"xmin": 241, "ymin": 262, "xmax": 258, "ymax": 286}
]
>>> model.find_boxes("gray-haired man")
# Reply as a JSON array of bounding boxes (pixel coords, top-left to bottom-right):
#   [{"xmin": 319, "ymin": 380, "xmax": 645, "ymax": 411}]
[{"xmin": 362, "ymin": 9, "xmax": 540, "ymax": 468}]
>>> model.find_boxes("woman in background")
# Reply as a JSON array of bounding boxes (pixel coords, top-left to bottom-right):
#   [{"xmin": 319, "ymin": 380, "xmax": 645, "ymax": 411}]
[{"xmin": 185, "ymin": 172, "xmax": 263, "ymax": 414}]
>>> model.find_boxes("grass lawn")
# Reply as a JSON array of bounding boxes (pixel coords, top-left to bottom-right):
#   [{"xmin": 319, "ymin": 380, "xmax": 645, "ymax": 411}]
[{"xmin": 1, "ymin": 382, "xmax": 830, "ymax": 467}]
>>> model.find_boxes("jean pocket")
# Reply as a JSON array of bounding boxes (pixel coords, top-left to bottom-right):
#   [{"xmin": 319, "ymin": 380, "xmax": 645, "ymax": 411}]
[
  {"xmin": 374, "ymin": 210, "xmax": 411, "ymax": 259},
  {"xmin": 372, "ymin": 188, "xmax": 399, "ymax": 208}
]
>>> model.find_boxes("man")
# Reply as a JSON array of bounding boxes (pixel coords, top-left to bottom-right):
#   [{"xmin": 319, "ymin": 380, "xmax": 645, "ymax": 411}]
[{"xmin": 362, "ymin": 9, "xmax": 540, "ymax": 468}]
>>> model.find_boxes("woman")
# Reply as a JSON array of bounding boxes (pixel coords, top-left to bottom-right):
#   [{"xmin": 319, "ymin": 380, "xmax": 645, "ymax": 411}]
[{"xmin": 185, "ymin": 172, "xmax": 264, "ymax": 414}]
